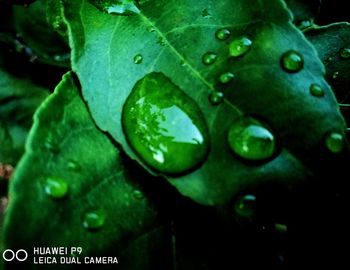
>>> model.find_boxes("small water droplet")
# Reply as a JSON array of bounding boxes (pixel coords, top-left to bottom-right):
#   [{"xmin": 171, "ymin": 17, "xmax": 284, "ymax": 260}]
[
  {"xmin": 339, "ymin": 48, "xmax": 350, "ymax": 59},
  {"xmin": 274, "ymin": 223, "xmax": 288, "ymax": 233},
  {"xmin": 147, "ymin": 26, "xmax": 155, "ymax": 33},
  {"xmin": 202, "ymin": 52, "xmax": 217, "ymax": 65},
  {"xmin": 234, "ymin": 194, "xmax": 256, "ymax": 217},
  {"xmin": 219, "ymin": 72, "xmax": 234, "ymax": 84},
  {"xmin": 89, "ymin": 0, "xmax": 140, "ymax": 15},
  {"xmin": 228, "ymin": 117, "xmax": 276, "ymax": 161},
  {"xmin": 201, "ymin": 8, "xmax": 211, "ymax": 18},
  {"xmin": 133, "ymin": 190, "xmax": 144, "ymax": 200},
  {"xmin": 310, "ymin": 83, "xmax": 325, "ymax": 97},
  {"xmin": 156, "ymin": 37, "xmax": 166, "ymax": 46},
  {"xmin": 133, "ymin": 54, "xmax": 143, "ymax": 64},
  {"xmin": 122, "ymin": 72, "xmax": 209, "ymax": 174},
  {"xmin": 209, "ymin": 91, "xmax": 224, "ymax": 105},
  {"xmin": 332, "ymin": 71, "xmax": 339, "ymax": 79},
  {"xmin": 297, "ymin": 20, "xmax": 313, "ymax": 30},
  {"xmin": 45, "ymin": 137, "xmax": 59, "ymax": 153},
  {"xmin": 229, "ymin": 36, "xmax": 252, "ymax": 58},
  {"xmin": 67, "ymin": 160, "xmax": 80, "ymax": 171},
  {"xmin": 83, "ymin": 210, "xmax": 106, "ymax": 231},
  {"xmin": 281, "ymin": 50, "xmax": 304, "ymax": 73},
  {"xmin": 44, "ymin": 177, "xmax": 68, "ymax": 199},
  {"xmin": 215, "ymin": 28, "xmax": 231, "ymax": 40},
  {"xmin": 325, "ymin": 132, "xmax": 344, "ymax": 153}
]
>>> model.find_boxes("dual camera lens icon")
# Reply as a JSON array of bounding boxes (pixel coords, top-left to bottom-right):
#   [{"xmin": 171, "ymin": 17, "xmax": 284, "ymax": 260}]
[{"xmin": 2, "ymin": 249, "xmax": 28, "ymax": 262}]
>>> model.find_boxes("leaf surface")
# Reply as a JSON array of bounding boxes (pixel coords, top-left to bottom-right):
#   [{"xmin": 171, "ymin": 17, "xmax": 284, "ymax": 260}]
[{"xmin": 63, "ymin": 0, "xmax": 346, "ymax": 205}]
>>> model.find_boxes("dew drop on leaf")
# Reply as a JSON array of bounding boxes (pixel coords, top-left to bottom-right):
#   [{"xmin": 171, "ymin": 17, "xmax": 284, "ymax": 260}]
[
  {"xmin": 215, "ymin": 28, "xmax": 231, "ymax": 40},
  {"xmin": 83, "ymin": 210, "xmax": 106, "ymax": 231},
  {"xmin": 133, "ymin": 54, "xmax": 143, "ymax": 64},
  {"xmin": 229, "ymin": 36, "xmax": 252, "ymax": 57},
  {"xmin": 208, "ymin": 91, "xmax": 224, "ymax": 105},
  {"xmin": 133, "ymin": 190, "xmax": 144, "ymax": 200},
  {"xmin": 281, "ymin": 50, "xmax": 304, "ymax": 73},
  {"xmin": 202, "ymin": 52, "xmax": 217, "ymax": 65},
  {"xmin": 325, "ymin": 132, "xmax": 344, "ymax": 153},
  {"xmin": 228, "ymin": 117, "xmax": 276, "ymax": 161},
  {"xmin": 44, "ymin": 177, "xmax": 68, "ymax": 199},
  {"xmin": 219, "ymin": 72, "xmax": 234, "ymax": 84},
  {"xmin": 122, "ymin": 72, "xmax": 209, "ymax": 174},
  {"xmin": 234, "ymin": 194, "xmax": 256, "ymax": 217},
  {"xmin": 89, "ymin": 0, "xmax": 140, "ymax": 15},
  {"xmin": 309, "ymin": 83, "xmax": 325, "ymax": 97},
  {"xmin": 339, "ymin": 47, "xmax": 350, "ymax": 59},
  {"xmin": 296, "ymin": 20, "xmax": 313, "ymax": 30}
]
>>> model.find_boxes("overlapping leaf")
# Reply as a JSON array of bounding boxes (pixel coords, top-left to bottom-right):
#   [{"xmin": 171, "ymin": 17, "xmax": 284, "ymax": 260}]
[{"xmin": 3, "ymin": 73, "xmax": 174, "ymax": 269}]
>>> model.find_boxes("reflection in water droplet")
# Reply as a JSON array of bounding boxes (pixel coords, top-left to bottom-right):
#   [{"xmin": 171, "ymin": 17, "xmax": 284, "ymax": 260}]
[
  {"xmin": 339, "ymin": 48, "xmax": 350, "ymax": 59},
  {"xmin": 215, "ymin": 28, "xmax": 231, "ymax": 40},
  {"xmin": 228, "ymin": 117, "xmax": 276, "ymax": 161},
  {"xmin": 234, "ymin": 194, "xmax": 256, "ymax": 217},
  {"xmin": 229, "ymin": 36, "xmax": 252, "ymax": 57},
  {"xmin": 122, "ymin": 72, "xmax": 209, "ymax": 174},
  {"xmin": 325, "ymin": 132, "xmax": 344, "ymax": 153},
  {"xmin": 281, "ymin": 50, "xmax": 304, "ymax": 73},
  {"xmin": 44, "ymin": 177, "xmax": 68, "ymax": 199},
  {"xmin": 133, "ymin": 54, "xmax": 143, "ymax": 64},
  {"xmin": 209, "ymin": 91, "xmax": 224, "ymax": 105},
  {"xmin": 89, "ymin": 0, "xmax": 140, "ymax": 15},
  {"xmin": 202, "ymin": 52, "xmax": 217, "ymax": 65},
  {"xmin": 83, "ymin": 210, "xmax": 106, "ymax": 231},
  {"xmin": 309, "ymin": 84, "xmax": 325, "ymax": 97},
  {"xmin": 219, "ymin": 72, "xmax": 234, "ymax": 84}
]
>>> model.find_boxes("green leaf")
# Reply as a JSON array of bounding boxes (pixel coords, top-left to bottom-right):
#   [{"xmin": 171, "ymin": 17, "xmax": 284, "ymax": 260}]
[
  {"xmin": 3, "ymin": 73, "xmax": 175, "ymax": 269},
  {"xmin": 0, "ymin": 68, "xmax": 48, "ymax": 165},
  {"xmin": 13, "ymin": 0, "xmax": 70, "ymax": 67},
  {"xmin": 305, "ymin": 23, "xmax": 350, "ymax": 102},
  {"xmin": 63, "ymin": 0, "xmax": 346, "ymax": 205}
]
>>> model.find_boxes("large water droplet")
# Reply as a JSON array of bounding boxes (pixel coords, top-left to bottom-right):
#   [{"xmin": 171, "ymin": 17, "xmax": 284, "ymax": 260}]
[
  {"xmin": 234, "ymin": 194, "xmax": 256, "ymax": 217},
  {"xmin": 44, "ymin": 177, "xmax": 68, "ymax": 199},
  {"xmin": 228, "ymin": 117, "xmax": 276, "ymax": 161},
  {"xmin": 309, "ymin": 83, "xmax": 325, "ymax": 97},
  {"xmin": 202, "ymin": 52, "xmax": 217, "ymax": 65},
  {"xmin": 339, "ymin": 47, "xmax": 350, "ymax": 59},
  {"xmin": 219, "ymin": 72, "xmax": 234, "ymax": 84},
  {"xmin": 208, "ymin": 91, "xmax": 224, "ymax": 105},
  {"xmin": 229, "ymin": 36, "xmax": 252, "ymax": 57},
  {"xmin": 281, "ymin": 50, "xmax": 304, "ymax": 73},
  {"xmin": 122, "ymin": 72, "xmax": 209, "ymax": 174},
  {"xmin": 296, "ymin": 20, "xmax": 313, "ymax": 30},
  {"xmin": 215, "ymin": 28, "xmax": 231, "ymax": 40},
  {"xmin": 89, "ymin": 0, "xmax": 140, "ymax": 15},
  {"xmin": 133, "ymin": 54, "xmax": 143, "ymax": 64},
  {"xmin": 83, "ymin": 210, "xmax": 106, "ymax": 231},
  {"xmin": 325, "ymin": 132, "xmax": 344, "ymax": 153}
]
